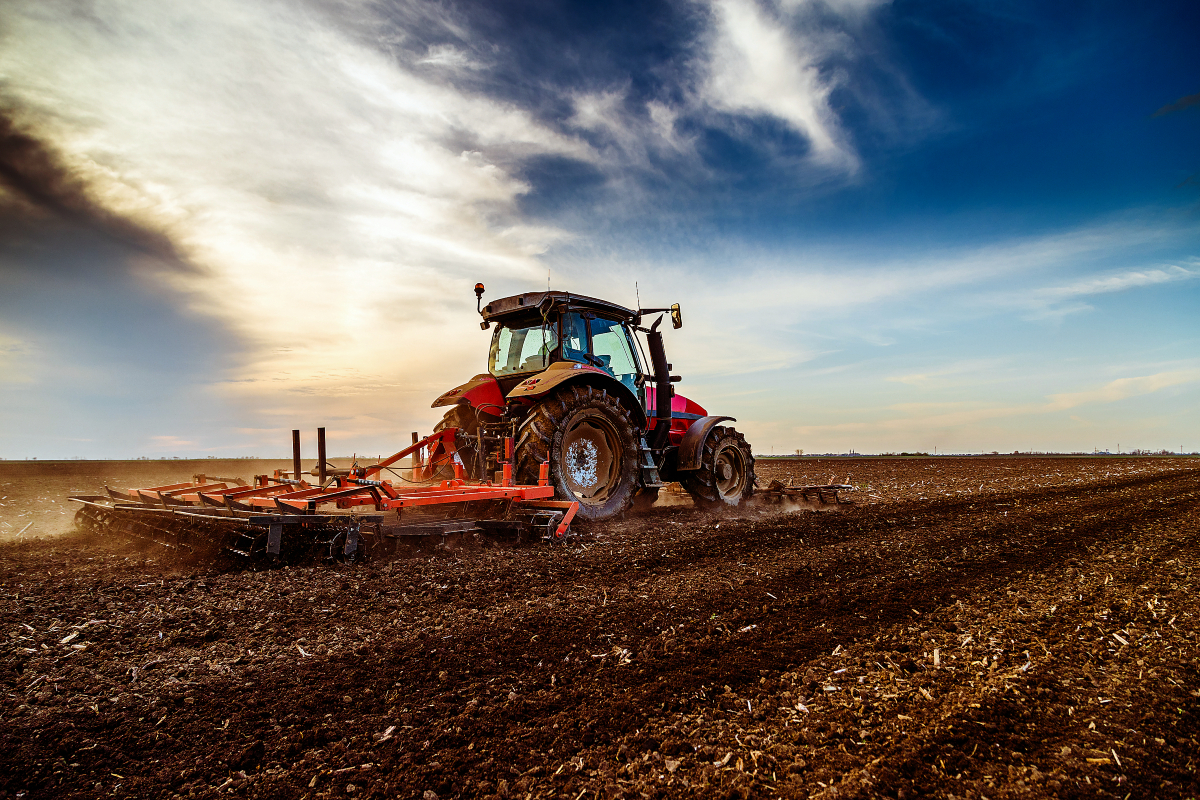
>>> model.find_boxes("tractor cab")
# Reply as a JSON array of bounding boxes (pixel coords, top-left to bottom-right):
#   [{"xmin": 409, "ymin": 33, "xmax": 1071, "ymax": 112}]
[{"xmin": 481, "ymin": 292, "xmax": 644, "ymax": 396}]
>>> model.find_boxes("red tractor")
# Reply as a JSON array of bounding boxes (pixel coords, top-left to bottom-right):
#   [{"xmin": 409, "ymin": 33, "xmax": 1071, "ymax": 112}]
[{"xmin": 431, "ymin": 285, "xmax": 756, "ymax": 521}]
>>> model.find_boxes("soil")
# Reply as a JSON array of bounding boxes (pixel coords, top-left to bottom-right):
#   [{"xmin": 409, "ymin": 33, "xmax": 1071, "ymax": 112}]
[{"xmin": 1, "ymin": 456, "xmax": 1198, "ymax": 799}]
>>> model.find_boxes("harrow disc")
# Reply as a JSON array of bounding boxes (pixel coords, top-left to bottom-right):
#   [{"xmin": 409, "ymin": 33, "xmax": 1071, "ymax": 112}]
[{"xmin": 69, "ymin": 497, "xmax": 376, "ymax": 563}]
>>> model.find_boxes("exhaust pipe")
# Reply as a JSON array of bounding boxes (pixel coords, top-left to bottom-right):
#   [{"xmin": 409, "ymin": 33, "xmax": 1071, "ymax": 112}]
[{"xmin": 647, "ymin": 317, "xmax": 672, "ymax": 451}]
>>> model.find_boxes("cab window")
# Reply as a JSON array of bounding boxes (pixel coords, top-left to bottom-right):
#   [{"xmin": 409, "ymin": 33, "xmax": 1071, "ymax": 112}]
[
  {"xmin": 560, "ymin": 312, "xmax": 589, "ymax": 363},
  {"xmin": 489, "ymin": 322, "xmax": 558, "ymax": 376},
  {"xmin": 589, "ymin": 316, "xmax": 640, "ymax": 392}
]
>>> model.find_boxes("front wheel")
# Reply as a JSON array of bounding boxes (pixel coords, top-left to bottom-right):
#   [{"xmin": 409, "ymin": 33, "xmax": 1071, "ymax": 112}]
[
  {"xmin": 681, "ymin": 426, "xmax": 755, "ymax": 508},
  {"xmin": 515, "ymin": 385, "xmax": 640, "ymax": 521}
]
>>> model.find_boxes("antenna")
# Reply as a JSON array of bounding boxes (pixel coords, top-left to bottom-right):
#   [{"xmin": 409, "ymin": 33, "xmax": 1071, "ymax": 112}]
[
  {"xmin": 547, "ymin": 265, "xmax": 551, "ymax": 291},
  {"xmin": 635, "ymin": 281, "xmax": 641, "ymax": 311}
]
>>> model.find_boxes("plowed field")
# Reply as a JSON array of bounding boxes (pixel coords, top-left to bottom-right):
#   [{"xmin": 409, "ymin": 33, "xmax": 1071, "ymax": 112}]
[{"xmin": 1, "ymin": 457, "xmax": 1198, "ymax": 799}]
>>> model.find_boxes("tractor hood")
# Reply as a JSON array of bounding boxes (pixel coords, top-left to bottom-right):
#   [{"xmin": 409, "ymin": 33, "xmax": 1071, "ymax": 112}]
[{"xmin": 431, "ymin": 373, "xmax": 505, "ymax": 414}]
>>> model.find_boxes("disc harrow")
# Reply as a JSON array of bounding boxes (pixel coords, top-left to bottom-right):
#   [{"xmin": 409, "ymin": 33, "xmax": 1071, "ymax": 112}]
[
  {"xmin": 69, "ymin": 427, "xmax": 578, "ymax": 564},
  {"xmin": 759, "ymin": 479, "xmax": 856, "ymax": 510}
]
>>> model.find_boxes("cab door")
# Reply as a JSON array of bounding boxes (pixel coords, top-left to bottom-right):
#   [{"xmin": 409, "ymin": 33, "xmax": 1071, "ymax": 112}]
[{"xmin": 586, "ymin": 315, "xmax": 642, "ymax": 394}]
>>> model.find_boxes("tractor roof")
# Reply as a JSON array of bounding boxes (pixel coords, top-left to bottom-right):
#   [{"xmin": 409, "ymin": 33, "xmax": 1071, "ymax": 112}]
[{"xmin": 481, "ymin": 291, "xmax": 636, "ymax": 323}]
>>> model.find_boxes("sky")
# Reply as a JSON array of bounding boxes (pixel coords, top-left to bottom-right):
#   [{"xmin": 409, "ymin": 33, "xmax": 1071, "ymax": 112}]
[{"xmin": 0, "ymin": 0, "xmax": 1197, "ymax": 459}]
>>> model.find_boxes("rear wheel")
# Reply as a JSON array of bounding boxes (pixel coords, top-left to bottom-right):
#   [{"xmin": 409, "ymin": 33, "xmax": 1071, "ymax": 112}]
[
  {"xmin": 515, "ymin": 385, "xmax": 640, "ymax": 521},
  {"xmin": 681, "ymin": 426, "xmax": 755, "ymax": 508}
]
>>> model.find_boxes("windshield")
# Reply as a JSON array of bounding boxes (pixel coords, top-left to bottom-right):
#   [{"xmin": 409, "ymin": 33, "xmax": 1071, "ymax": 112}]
[{"xmin": 489, "ymin": 322, "xmax": 558, "ymax": 376}]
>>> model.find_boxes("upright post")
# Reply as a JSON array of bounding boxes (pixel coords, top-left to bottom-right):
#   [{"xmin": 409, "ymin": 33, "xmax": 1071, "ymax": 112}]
[
  {"xmin": 502, "ymin": 436, "xmax": 514, "ymax": 487},
  {"xmin": 317, "ymin": 427, "xmax": 327, "ymax": 485},
  {"xmin": 412, "ymin": 432, "xmax": 422, "ymax": 481},
  {"xmin": 292, "ymin": 430, "xmax": 302, "ymax": 484}
]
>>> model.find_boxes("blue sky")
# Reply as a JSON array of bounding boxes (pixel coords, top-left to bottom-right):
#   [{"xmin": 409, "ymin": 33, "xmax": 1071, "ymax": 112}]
[{"xmin": 0, "ymin": 0, "xmax": 1197, "ymax": 458}]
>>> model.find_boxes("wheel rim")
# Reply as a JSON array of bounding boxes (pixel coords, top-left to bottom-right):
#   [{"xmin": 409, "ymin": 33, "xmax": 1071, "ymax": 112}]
[
  {"xmin": 559, "ymin": 411, "xmax": 620, "ymax": 505},
  {"xmin": 713, "ymin": 443, "xmax": 749, "ymax": 500}
]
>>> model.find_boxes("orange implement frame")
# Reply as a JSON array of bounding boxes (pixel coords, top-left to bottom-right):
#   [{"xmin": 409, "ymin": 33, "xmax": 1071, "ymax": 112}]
[{"xmin": 101, "ymin": 428, "xmax": 577, "ymax": 538}]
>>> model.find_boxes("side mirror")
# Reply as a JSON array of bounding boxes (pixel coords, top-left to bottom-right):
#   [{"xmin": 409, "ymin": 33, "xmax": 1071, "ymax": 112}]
[{"xmin": 670, "ymin": 303, "xmax": 682, "ymax": 329}]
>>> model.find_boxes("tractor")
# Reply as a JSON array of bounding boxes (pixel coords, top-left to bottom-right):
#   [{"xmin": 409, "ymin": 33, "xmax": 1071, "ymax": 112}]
[
  {"xmin": 67, "ymin": 287, "xmax": 860, "ymax": 561},
  {"xmin": 430, "ymin": 285, "xmax": 756, "ymax": 521}
]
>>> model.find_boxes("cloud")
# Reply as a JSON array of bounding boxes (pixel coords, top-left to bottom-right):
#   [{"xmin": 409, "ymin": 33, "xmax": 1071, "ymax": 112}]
[
  {"xmin": 886, "ymin": 359, "xmax": 1011, "ymax": 387},
  {"xmin": 149, "ymin": 435, "xmax": 198, "ymax": 450},
  {"xmin": 0, "ymin": 332, "xmax": 35, "ymax": 384},
  {"xmin": 547, "ymin": 0, "xmax": 907, "ymax": 190},
  {"xmin": 1152, "ymin": 91, "xmax": 1200, "ymax": 117},
  {"xmin": 793, "ymin": 366, "xmax": 1200, "ymax": 440},
  {"xmin": 0, "ymin": 111, "xmax": 186, "ymax": 264},
  {"xmin": 0, "ymin": 0, "xmax": 597, "ymax": 436},
  {"xmin": 1035, "ymin": 264, "xmax": 1198, "ymax": 300},
  {"xmin": 416, "ymin": 44, "xmax": 481, "ymax": 71},
  {"xmin": 579, "ymin": 218, "xmax": 1200, "ymax": 384},
  {"xmin": 1046, "ymin": 369, "xmax": 1200, "ymax": 410},
  {"xmin": 1021, "ymin": 262, "xmax": 1200, "ymax": 319},
  {"xmin": 698, "ymin": 0, "xmax": 862, "ymax": 171},
  {"xmin": 694, "ymin": 218, "xmax": 1196, "ymax": 320},
  {"xmin": 0, "ymin": 0, "xmax": 909, "ymax": 449}
]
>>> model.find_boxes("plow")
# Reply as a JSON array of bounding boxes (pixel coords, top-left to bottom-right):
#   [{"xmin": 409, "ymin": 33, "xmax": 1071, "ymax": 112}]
[{"xmin": 69, "ymin": 285, "xmax": 852, "ymax": 562}]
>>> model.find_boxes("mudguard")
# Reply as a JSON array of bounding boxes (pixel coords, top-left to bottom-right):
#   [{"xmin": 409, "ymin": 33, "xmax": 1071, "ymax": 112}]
[
  {"xmin": 431, "ymin": 373, "xmax": 506, "ymax": 416},
  {"xmin": 508, "ymin": 361, "xmax": 647, "ymax": 429},
  {"xmin": 676, "ymin": 415, "xmax": 736, "ymax": 471}
]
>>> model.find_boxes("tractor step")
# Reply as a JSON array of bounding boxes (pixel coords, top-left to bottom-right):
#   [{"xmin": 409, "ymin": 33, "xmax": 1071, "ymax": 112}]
[{"xmin": 638, "ymin": 438, "xmax": 665, "ymax": 489}]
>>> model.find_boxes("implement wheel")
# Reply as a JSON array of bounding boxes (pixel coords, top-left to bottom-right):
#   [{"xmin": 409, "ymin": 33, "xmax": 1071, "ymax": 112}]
[
  {"xmin": 682, "ymin": 426, "xmax": 755, "ymax": 508},
  {"xmin": 515, "ymin": 385, "xmax": 639, "ymax": 521}
]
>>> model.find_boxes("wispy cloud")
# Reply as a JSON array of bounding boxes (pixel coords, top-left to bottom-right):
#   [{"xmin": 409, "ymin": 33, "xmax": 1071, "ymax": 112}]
[
  {"xmin": 1034, "ymin": 264, "xmax": 1198, "ymax": 300},
  {"xmin": 416, "ymin": 44, "xmax": 481, "ymax": 71},
  {"xmin": 698, "ymin": 0, "xmax": 862, "ymax": 172},
  {"xmin": 0, "ymin": 332, "xmax": 35, "ymax": 384},
  {"xmin": 684, "ymin": 217, "xmax": 1198, "ymax": 322},
  {"xmin": 794, "ymin": 367, "xmax": 1200, "ymax": 438},
  {"xmin": 1021, "ymin": 262, "xmax": 1199, "ymax": 319},
  {"xmin": 1152, "ymin": 91, "xmax": 1200, "ymax": 117},
  {"xmin": 552, "ymin": 0, "xmax": 908, "ymax": 187},
  {"xmin": 1046, "ymin": 368, "xmax": 1200, "ymax": 410},
  {"xmin": 886, "ymin": 359, "xmax": 1012, "ymax": 387},
  {"xmin": 149, "ymin": 435, "xmax": 197, "ymax": 450},
  {"xmin": 567, "ymin": 88, "xmax": 697, "ymax": 165},
  {"xmin": 608, "ymin": 219, "xmax": 1200, "ymax": 383}
]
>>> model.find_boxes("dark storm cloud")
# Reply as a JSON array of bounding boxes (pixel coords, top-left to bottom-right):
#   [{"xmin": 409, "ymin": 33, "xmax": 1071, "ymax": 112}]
[
  {"xmin": 0, "ymin": 110, "xmax": 188, "ymax": 267},
  {"xmin": 1152, "ymin": 91, "xmax": 1200, "ymax": 117}
]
